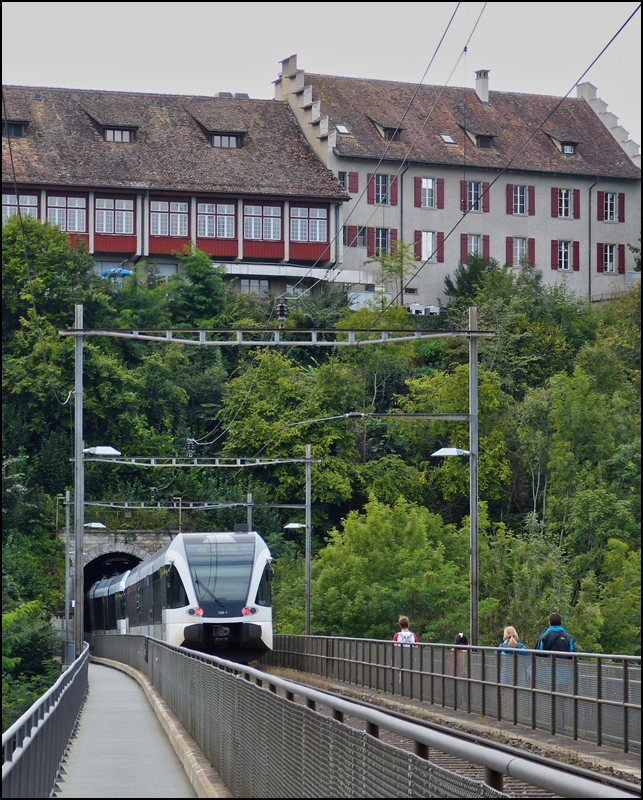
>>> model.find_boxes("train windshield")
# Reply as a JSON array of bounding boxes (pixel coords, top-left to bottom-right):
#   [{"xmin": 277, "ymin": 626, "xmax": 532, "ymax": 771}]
[{"xmin": 183, "ymin": 534, "xmax": 256, "ymax": 617}]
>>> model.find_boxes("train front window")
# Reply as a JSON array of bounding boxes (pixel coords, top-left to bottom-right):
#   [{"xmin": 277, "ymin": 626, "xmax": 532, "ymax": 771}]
[
  {"xmin": 165, "ymin": 564, "xmax": 188, "ymax": 608},
  {"xmin": 255, "ymin": 562, "xmax": 273, "ymax": 607},
  {"xmin": 184, "ymin": 535, "xmax": 255, "ymax": 616}
]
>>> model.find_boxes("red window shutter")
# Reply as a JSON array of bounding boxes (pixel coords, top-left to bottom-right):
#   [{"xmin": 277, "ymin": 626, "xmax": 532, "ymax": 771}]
[
  {"xmin": 551, "ymin": 187, "xmax": 558, "ymax": 217},
  {"xmin": 506, "ymin": 184, "xmax": 514, "ymax": 214},
  {"xmin": 437, "ymin": 231, "xmax": 445, "ymax": 262},
  {"xmin": 390, "ymin": 229, "xmax": 398, "ymax": 251},
  {"xmin": 414, "ymin": 177, "xmax": 422, "ymax": 207},
  {"xmin": 528, "ymin": 185, "xmax": 535, "ymax": 216},
  {"xmin": 572, "ymin": 240, "xmax": 580, "ymax": 271},
  {"xmin": 390, "ymin": 176, "xmax": 398, "ymax": 206},
  {"xmin": 596, "ymin": 243, "xmax": 604, "ymax": 272},
  {"xmin": 461, "ymin": 233, "xmax": 468, "ymax": 263},
  {"xmin": 366, "ymin": 227, "xmax": 375, "ymax": 256},
  {"xmin": 367, "ymin": 174, "xmax": 375, "ymax": 204},
  {"xmin": 573, "ymin": 189, "xmax": 580, "ymax": 219},
  {"xmin": 528, "ymin": 238, "xmax": 535, "ymax": 267},
  {"xmin": 483, "ymin": 234, "xmax": 490, "ymax": 259},
  {"xmin": 618, "ymin": 243, "xmax": 626, "ymax": 274},
  {"xmin": 618, "ymin": 193, "xmax": 625, "ymax": 223},
  {"xmin": 414, "ymin": 231, "xmax": 422, "ymax": 260},
  {"xmin": 506, "ymin": 236, "xmax": 513, "ymax": 265},
  {"xmin": 482, "ymin": 182, "xmax": 490, "ymax": 213},
  {"xmin": 348, "ymin": 172, "xmax": 359, "ymax": 193},
  {"xmin": 551, "ymin": 240, "xmax": 558, "ymax": 269},
  {"xmin": 437, "ymin": 178, "xmax": 445, "ymax": 209},
  {"xmin": 347, "ymin": 225, "xmax": 358, "ymax": 247},
  {"xmin": 460, "ymin": 180, "xmax": 468, "ymax": 212},
  {"xmin": 597, "ymin": 191, "xmax": 604, "ymax": 221}
]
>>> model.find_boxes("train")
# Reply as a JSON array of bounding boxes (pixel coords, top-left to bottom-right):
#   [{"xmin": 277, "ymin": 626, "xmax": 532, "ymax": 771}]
[{"xmin": 86, "ymin": 531, "xmax": 273, "ymax": 662}]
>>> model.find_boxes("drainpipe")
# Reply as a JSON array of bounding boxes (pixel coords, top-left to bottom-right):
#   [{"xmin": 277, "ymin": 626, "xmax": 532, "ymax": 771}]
[
  {"xmin": 588, "ymin": 177, "xmax": 599, "ymax": 302},
  {"xmin": 399, "ymin": 165, "xmax": 410, "ymax": 305}
]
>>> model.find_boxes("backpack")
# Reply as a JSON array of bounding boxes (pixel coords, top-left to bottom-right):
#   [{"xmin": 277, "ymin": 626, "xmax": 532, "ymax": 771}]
[
  {"xmin": 538, "ymin": 629, "xmax": 573, "ymax": 657},
  {"xmin": 395, "ymin": 630, "xmax": 416, "ymax": 645}
]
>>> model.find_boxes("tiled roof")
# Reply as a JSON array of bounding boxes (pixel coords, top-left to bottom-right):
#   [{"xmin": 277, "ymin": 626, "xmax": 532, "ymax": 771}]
[
  {"xmin": 2, "ymin": 86, "xmax": 348, "ymax": 199},
  {"xmin": 305, "ymin": 74, "xmax": 640, "ymax": 180}
]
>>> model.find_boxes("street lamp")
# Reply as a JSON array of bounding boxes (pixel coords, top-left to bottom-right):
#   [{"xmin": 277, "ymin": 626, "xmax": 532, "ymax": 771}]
[{"xmin": 284, "ymin": 522, "xmax": 310, "ymax": 635}]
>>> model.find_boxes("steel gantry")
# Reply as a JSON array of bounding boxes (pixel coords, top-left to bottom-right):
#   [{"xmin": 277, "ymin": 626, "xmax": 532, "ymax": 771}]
[{"xmin": 60, "ymin": 306, "xmax": 494, "ymax": 651}]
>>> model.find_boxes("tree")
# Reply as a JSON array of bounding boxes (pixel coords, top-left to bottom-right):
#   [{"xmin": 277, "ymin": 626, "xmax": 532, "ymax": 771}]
[{"xmin": 366, "ymin": 239, "xmax": 419, "ymax": 307}]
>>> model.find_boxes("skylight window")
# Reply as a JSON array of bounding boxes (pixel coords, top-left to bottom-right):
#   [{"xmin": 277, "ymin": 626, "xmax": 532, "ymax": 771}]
[
  {"xmin": 439, "ymin": 133, "xmax": 455, "ymax": 144},
  {"xmin": 335, "ymin": 124, "xmax": 350, "ymax": 134}
]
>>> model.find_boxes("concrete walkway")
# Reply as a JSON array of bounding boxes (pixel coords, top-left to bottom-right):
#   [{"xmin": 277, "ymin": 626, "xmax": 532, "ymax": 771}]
[{"xmin": 55, "ymin": 663, "xmax": 197, "ymax": 798}]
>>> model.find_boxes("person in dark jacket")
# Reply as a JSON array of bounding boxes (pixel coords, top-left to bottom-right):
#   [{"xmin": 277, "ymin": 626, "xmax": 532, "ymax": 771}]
[{"xmin": 535, "ymin": 613, "xmax": 575, "ymax": 656}]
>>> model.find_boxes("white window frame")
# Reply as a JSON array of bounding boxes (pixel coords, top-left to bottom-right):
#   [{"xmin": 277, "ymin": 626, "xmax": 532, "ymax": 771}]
[
  {"xmin": 603, "ymin": 243, "xmax": 616, "ymax": 273},
  {"xmin": 104, "ymin": 128, "xmax": 132, "ymax": 143},
  {"xmin": 421, "ymin": 178, "xmax": 436, "ymax": 209},
  {"xmin": 468, "ymin": 234, "xmax": 482, "ymax": 257},
  {"xmin": 150, "ymin": 201, "xmax": 188, "ymax": 237},
  {"xmin": 421, "ymin": 231, "xmax": 437, "ymax": 262},
  {"xmin": 197, "ymin": 203, "xmax": 235, "ymax": 238},
  {"xmin": 2, "ymin": 194, "xmax": 38, "ymax": 225},
  {"xmin": 244, "ymin": 205, "xmax": 282, "ymax": 241},
  {"xmin": 95, "ymin": 198, "xmax": 134, "ymax": 235},
  {"xmin": 604, "ymin": 192, "xmax": 617, "ymax": 222},
  {"xmin": 513, "ymin": 237, "xmax": 526, "ymax": 266},
  {"xmin": 558, "ymin": 240, "xmax": 571, "ymax": 270},
  {"xmin": 513, "ymin": 185, "xmax": 526, "ymax": 215},
  {"xmin": 468, "ymin": 181, "xmax": 482, "ymax": 212},
  {"xmin": 375, "ymin": 227, "xmax": 389, "ymax": 255},
  {"xmin": 213, "ymin": 134, "xmax": 239, "ymax": 148},
  {"xmin": 558, "ymin": 188, "xmax": 571, "ymax": 219},
  {"xmin": 47, "ymin": 196, "xmax": 86, "ymax": 232},
  {"xmin": 375, "ymin": 174, "xmax": 389, "ymax": 205}
]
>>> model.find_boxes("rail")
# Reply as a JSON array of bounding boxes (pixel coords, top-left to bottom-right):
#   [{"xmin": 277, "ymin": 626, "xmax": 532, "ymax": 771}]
[
  {"xmin": 265, "ymin": 636, "xmax": 641, "ymax": 754},
  {"xmin": 93, "ymin": 635, "xmax": 639, "ymax": 798},
  {"xmin": 2, "ymin": 644, "xmax": 89, "ymax": 799}
]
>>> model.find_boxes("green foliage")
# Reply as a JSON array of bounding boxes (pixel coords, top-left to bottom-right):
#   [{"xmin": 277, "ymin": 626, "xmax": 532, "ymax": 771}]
[
  {"xmin": 365, "ymin": 239, "xmax": 419, "ymax": 306},
  {"xmin": 311, "ymin": 497, "xmax": 468, "ymax": 641}
]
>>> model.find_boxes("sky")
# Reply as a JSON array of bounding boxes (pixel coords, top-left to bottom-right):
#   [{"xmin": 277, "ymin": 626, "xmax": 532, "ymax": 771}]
[{"xmin": 2, "ymin": 2, "xmax": 641, "ymax": 146}]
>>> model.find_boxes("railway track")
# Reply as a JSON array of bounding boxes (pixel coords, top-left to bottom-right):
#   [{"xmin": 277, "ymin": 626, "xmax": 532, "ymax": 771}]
[{"xmin": 259, "ymin": 664, "xmax": 641, "ymax": 799}]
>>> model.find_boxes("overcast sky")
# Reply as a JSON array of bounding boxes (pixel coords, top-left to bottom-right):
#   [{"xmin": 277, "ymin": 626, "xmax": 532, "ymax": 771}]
[{"xmin": 3, "ymin": 2, "xmax": 641, "ymax": 146}]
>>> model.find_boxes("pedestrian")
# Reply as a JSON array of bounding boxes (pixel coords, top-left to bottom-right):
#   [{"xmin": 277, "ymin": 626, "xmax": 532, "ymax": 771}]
[
  {"xmin": 534, "ymin": 613, "xmax": 575, "ymax": 733},
  {"xmin": 497, "ymin": 626, "xmax": 529, "ymax": 684},
  {"xmin": 393, "ymin": 616, "xmax": 418, "ymax": 647},
  {"xmin": 535, "ymin": 613, "xmax": 575, "ymax": 656},
  {"xmin": 448, "ymin": 632, "xmax": 468, "ymax": 676}
]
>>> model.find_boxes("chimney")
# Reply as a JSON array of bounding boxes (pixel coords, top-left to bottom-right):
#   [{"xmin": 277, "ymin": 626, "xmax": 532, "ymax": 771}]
[{"xmin": 475, "ymin": 69, "xmax": 490, "ymax": 104}]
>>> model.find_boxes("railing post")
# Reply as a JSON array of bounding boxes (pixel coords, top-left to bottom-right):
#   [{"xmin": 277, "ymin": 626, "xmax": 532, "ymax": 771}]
[
  {"xmin": 622, "ymin": 659, "xmax": 629, "ymax": 753},
  {"xmin": 596, "ymin": 658, "xmax": 602, "ymax": 746},
  {"xmin": 572, "ymin": 655, "xmax": 578, "ymax": 741}
]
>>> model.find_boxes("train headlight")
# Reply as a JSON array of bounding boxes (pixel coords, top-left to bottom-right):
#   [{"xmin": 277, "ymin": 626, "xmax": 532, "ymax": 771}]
[
  {"xmin": 242, "ymin": 606, "xmax": 257, "ymax": 615},
  {"xmin": 193, "ymin": 607, "xmax": 204, "ymax": 617}
]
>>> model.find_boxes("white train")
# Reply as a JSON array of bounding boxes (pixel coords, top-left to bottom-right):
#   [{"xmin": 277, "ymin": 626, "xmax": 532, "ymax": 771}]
[{"xmin": 87, "ymin": 531, "xmax": 273, "ymax": 662}]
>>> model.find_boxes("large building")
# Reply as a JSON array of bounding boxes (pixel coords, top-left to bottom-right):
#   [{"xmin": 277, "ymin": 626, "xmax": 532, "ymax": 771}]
[
  {"xmin": 276, "ymin": 55, "xmax": 641, "ymax": 308},
  {"xmin": 3, "ymin": 57, "xmax": 641, "ymax": 308},
  {"xmin": 1, "ymin": 85, "xmax": 348, "ymax": 297}
]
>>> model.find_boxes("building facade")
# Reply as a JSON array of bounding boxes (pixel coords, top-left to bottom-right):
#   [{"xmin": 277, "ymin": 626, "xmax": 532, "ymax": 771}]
[
  {"xmin": 275, "ymin": 55, "xmax": 641, "ymax": 309},
  {"xmin": 2, "ymin": 85, "xmax": 349, "ymax": 299}
]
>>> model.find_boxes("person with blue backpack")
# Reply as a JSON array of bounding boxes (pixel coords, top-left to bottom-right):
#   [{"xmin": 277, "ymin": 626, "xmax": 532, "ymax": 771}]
[{"xmin": 535, "ymin": 613, "xmax": 575, "ymax": 656}]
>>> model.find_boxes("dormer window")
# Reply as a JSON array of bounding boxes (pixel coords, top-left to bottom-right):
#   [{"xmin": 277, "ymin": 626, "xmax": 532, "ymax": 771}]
[
  {"xmin": 213, "ymin": 133, "xmax": 241, "ymax": 148},
  {"xmin": 476, "ymin": 135, "xmax": 493, "ymax": 149},
  {"xmin": 383, "ymin": 128, "xmax": 401, "ymax": 142},
  {"xmin": 562, "ymin": 143, "xmax": 576, "ymax": 155},
  {"xmin": 2, "ymin": 121, "xmax": 27, "ymax": 138},
  {"xmin": 104, "ymin": 128, "xmax": 134, "ymax": 143},
  {"xmin": 439, "ymin": 133, "xmax": 455, "ymax": 144}
]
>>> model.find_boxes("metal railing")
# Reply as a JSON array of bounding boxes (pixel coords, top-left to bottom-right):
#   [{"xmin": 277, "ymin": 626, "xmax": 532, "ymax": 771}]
[
  {"xmin": 265, "ymin": 636, "xmax": 641, "ymax": 754},
  {"xmin": 93, "ymin": 635, "xmax": 639, "ymax": 798},
  {"xmin": 2, "ymin": 644, "xmax": 89, "ymax": 799}
]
